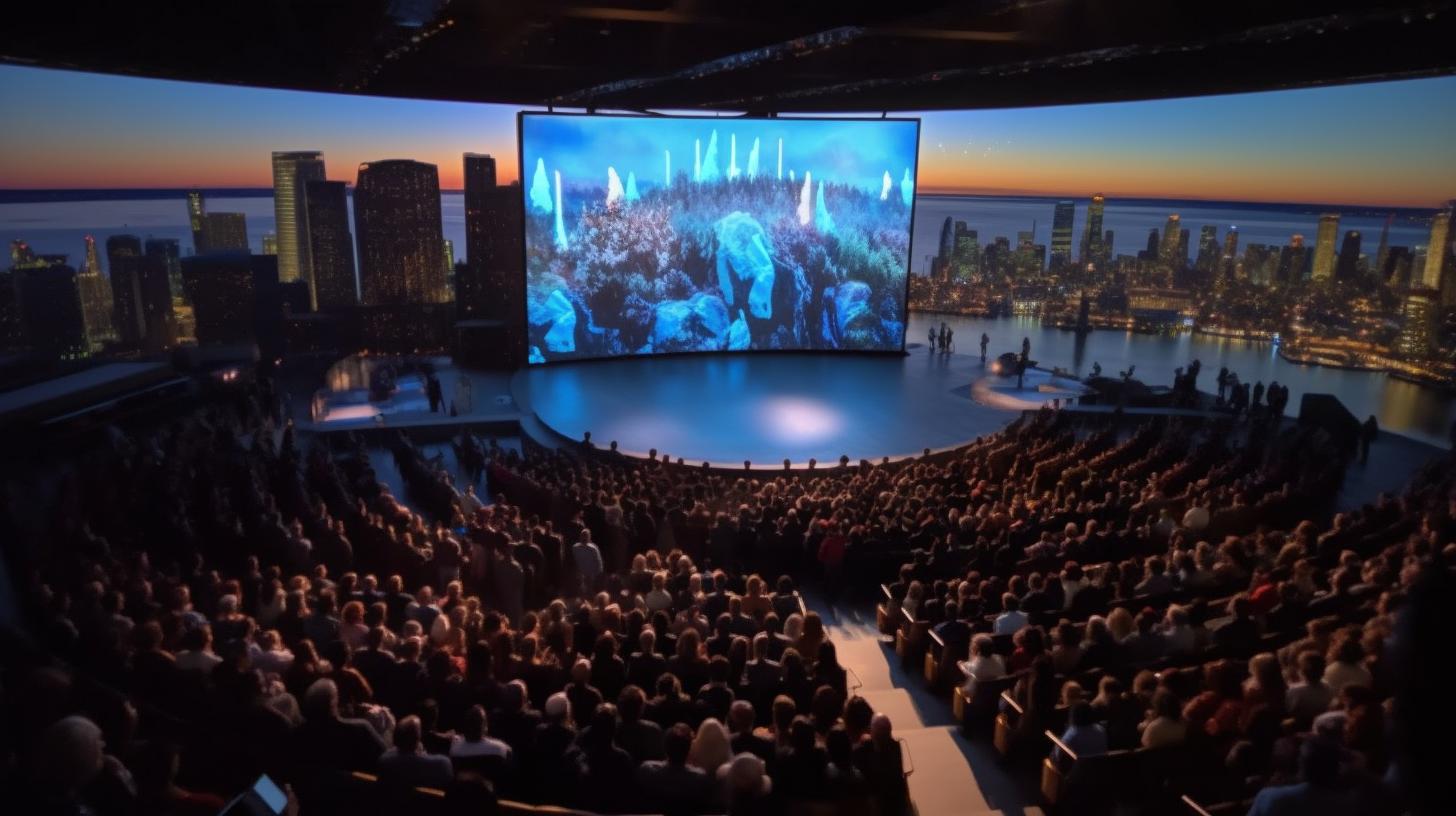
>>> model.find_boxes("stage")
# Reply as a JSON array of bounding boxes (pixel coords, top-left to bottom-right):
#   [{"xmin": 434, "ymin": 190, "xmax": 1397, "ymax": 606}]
[{"xmin": 513, "ymin": 348, "xmax": 1089, "ymax": 468}]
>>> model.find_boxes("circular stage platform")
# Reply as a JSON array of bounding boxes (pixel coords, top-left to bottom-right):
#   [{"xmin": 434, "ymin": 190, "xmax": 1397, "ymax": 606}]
[{"xmin": 513, "ymin": 349, "xmax": 1089, "ymax": 468}]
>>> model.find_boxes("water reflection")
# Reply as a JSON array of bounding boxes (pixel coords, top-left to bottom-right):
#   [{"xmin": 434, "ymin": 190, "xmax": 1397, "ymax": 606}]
[{"xmin": 910, "ymin": 314, "xmax": 1455, "ymax": 448}]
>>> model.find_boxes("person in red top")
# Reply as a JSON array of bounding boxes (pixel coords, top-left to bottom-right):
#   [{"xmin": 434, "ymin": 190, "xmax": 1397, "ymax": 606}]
[{"xmin": 818, "ymin": 522, "xmax": 849, "ymax": 603}]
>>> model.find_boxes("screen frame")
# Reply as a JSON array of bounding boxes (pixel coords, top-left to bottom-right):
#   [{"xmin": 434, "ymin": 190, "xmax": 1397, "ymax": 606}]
[{"xmin": 516, "ymin": 110, "xmax": 921, "ymax": 366}]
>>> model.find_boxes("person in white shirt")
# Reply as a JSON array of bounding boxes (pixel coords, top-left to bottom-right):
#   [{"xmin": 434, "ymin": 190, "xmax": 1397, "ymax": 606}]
[
  {"xmin": 1060, "ymin": 564, "xmax": 1088, "ymax": 610},
  {"xmin": 449, "ymin": 705, "xmax": 513, "ymax": 762},
  {"xmin": 1161, "ymin": 605, "xmax": 1198, "ymax": 655},
  {"xmin": 993, "ymin": 593, "xmax": 1028, "ymax": 635},
  {"xmin": 1321, "ymin": 637, "xmax": 1372, "ymax": 695},
  {"xmin": 1286, "ymin": 651, "xmax": 1336, "ymax": 729},
  {"xmin": 957, "ymin": 634, "xmax": 1006, "ymax": 698},
  {"xmin": 646, "ymin": 571, "xmax": 674, "ymax": 613},
  {"xmin": 459, "ymin": 484, "xmax": 484, "ymax": 517},
  {"xmin": 573, "ymin": 529, "xmax": 605, "ymax": 592}
]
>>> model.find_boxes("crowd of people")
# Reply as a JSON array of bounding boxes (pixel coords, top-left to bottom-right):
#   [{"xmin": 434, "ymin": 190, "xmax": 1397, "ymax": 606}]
[{"xmin": 2, "ymin": 368, "xmax": 1451, "ymax": 816}]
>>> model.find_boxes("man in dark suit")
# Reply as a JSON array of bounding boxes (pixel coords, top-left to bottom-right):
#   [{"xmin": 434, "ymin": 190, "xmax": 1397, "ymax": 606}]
[
  {"xmin": 615, "ymin": 685, "xmax": 665, "ymax": 763},
  {"xmin": 352, "ymin": 626, "xmax": 396, "ymax": 695},
  {"xmin": 490, "ymin": 680, "xmax": 542, "ymax": 759},
  {"xmin": 637, "ymin": 723, "xmax": 713, "ymax": 815},
  {"xmin": 293, "ymin": 678, "xmax": 386, "ymax": 774},
  {"xmin": 377, "ymin": 715, "xmax": 453, "ymax": 789},
  {"xmin": 728, "ymin": 701, "xmax": 774, "ymax": 762},
  {"xmin": 628, "ymin": 630, "xmax": 668, "ymax": 692}
]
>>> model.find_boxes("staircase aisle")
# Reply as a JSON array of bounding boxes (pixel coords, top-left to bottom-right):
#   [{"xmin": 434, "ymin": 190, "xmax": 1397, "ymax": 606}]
[{"xmin": 811, "ymin": 600, "xmax": 1043, "ymax": 816}]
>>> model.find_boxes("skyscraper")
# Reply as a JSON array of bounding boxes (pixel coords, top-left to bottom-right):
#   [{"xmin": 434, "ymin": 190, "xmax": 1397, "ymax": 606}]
[
  {"xmin": 106, "ymin": 235, "xmax": 145, "ymax": 345},
  {"xmin": 76, "ymin": 236, "xmax": 115, "ymax": 349},
  {"xmin": 1159, "ymin": 214, "xmax": 1183, "ymax": 265},
  {"xmin": 271, "ymin": 150, "xmax": 326, "ymax": 290},
  {"xmin": 1421, "ymin": 204, "xmax": 1452, "ymax": 289},
  {"xmin": 182, "ymin": 252, "xmax": 284, "ymax": 354},
  {"xmin": 1195, "ymin": 225, "xmax": 1219, "ymax": 273},
  {"xmin": 1221, "ymin": 227, "xmax": 1240, "ymax": 280},
  {"xmin": 355, "ymin": 160, "xmax": 447, "ymax": 305},
  {"xmin": 262, "ymin": 234, "xmax": 278, "ymax": 256},
  {"xmin": 203, "ymin": 213, "xmax": 249, "ymax": 251},
  {"xmin": 186, "ymin": 189, "xmax": 207, "ymax": 254},
  {"xmin": 303, "ymin": 179, "xmax": 357, "ymax": 310},
  {"xmin": 1311, "ymin": 213, "xmax": 1340, "ymax": 281},
  {"xmin": 145, "ymin": 238, "xmax": 183, "ymax": 303},
  {"xmin": 1050, "ymin": 201, "xmax": 1075, "ymax": 269},
  {"xmin": 16, "ymin": 262, "xmax": 89, "ymax": 360},
  {"xmin": 1335, "ymin": 230, "xmax": 1362, "ymax": 282},
  {"xmin": 953, "ymin": 223, "xmax": 980, "ymax": 279},
  {"xmin": 442, "ymin": 239, "xmax": 455, "ymax": 278},
  {"xmin": 936, "ymin": 216, "xmax": 956, "ymax": 262},
  {"xmin": 1083, "ymin": 194, "xmax": 1105, "ymax": 264},
  {"xmin": 1375, "ymin": 213, "xmax": 1393, "ymax": 277},
  {"xmin": 1397, "ymin": 289, "xmax": 1437, "ymax": 359}
]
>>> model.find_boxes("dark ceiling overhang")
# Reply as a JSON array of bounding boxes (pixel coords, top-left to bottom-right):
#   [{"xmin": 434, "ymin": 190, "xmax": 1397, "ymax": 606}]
[{"xmin": 3, "ymin": 1, "xmax": 1454, "ymax": 112}]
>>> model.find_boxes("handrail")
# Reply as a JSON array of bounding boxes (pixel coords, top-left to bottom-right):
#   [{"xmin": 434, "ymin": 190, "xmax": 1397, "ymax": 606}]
[
  {"xmin": 1044, "ymin": 729, "xmax": 1078, "ymax": 762},
  {"xmin": 1000, "ymin": 690, "xmax": 1024, "ymax": 716},
  {"xmin": 897, "ymin": 736, "xmax": 915, "ymax": 779},
  {"xmin": 1180, "ymin": 795, "xmax": 1215, "ymax": 816},
  {"xmin": 927, "ymin": 629, "xmax": 946, "ymax": 649},
  {"xmin": 847, "ymin": 666, "xmax": 864, "ymax": 693}
]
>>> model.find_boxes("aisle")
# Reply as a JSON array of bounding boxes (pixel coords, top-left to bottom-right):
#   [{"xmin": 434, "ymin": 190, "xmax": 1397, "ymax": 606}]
[{"xmin": 810, "ymin": 598, "xmax": 1043, "ymax": 816}]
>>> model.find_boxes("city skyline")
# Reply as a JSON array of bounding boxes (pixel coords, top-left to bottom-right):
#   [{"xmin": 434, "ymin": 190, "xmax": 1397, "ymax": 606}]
[{"xmin": 1, "ymin": 65, "xmax": 1454, "ymax": 208}]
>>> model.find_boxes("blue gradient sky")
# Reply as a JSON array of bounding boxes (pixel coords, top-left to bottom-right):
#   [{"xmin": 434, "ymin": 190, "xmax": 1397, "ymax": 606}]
[{"xmin": 1, "ymin": 64, "xmax": 1453, "ymax": 206}]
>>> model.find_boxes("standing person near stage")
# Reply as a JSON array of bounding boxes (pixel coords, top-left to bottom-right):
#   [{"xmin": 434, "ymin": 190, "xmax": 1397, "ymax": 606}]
[
  {"xmin": 945, "ymin": 327, "xmax": 954, "ymax": 353},
  {"xmin": 928, "ymin": 326, "xmax": 936, "ymax": 352},
  {"xmin": 980, "ymin": 332, "xmax": 989, "ymax": 364}
]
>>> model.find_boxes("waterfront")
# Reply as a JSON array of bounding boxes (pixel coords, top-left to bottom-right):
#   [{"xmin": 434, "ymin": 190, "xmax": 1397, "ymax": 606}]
[{"xmin": 907, "ymin": 312, "xmax": 1456, "ymax": 449}]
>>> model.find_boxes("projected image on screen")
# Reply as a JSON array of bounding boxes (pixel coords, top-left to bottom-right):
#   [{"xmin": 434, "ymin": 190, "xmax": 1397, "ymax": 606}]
[{"xmin": 521, "ymin": 114, "xmax": 919, "ymax": 363}]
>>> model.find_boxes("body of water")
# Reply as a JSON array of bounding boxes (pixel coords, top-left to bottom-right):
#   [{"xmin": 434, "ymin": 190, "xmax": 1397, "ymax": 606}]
[{"xmin": 907, "ymin": 313, "xmax": 1455, "ymax": 449}]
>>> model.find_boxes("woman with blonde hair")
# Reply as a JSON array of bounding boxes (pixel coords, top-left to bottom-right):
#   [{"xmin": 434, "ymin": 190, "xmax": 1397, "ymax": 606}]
[
  {"xmin": 741, "ymin": 575, "xmax": 773, "ymax": 620},
  {"xmin": 688, "ymin": 717, "xmax": 733, "ymax": 775}
]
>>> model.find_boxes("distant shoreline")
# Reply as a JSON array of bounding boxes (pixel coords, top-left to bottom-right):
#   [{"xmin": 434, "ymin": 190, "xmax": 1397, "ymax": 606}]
[{"xmin": 0, "ymin": 188, "xmax": 1438, "ymax": 216}]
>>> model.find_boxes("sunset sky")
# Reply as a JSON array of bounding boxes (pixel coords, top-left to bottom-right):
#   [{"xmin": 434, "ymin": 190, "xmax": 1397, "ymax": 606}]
[{"xmin": 2, "ymin": 65, "xmax": 1454, "ymax": 207}]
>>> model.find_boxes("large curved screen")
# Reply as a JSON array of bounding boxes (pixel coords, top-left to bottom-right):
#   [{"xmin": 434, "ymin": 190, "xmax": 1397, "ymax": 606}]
[{"xmin": 521, "ymin": 113, "xmax": 919, "ymax": 363}]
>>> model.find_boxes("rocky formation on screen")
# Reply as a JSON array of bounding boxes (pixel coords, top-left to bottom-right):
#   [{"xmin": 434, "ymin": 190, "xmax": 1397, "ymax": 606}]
[{"xmin": 524, "ymin": 132, "xmax": 911, "ymax": 361}]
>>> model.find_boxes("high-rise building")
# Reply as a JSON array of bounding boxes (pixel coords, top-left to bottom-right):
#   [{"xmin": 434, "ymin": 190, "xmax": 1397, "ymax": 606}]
[
  {"xmin": 1277, "ymin": 234, "xmax": 1309, "ymax": 285},
  {"xmin": 1144, "ymin": 229, "xmax": 1160, "ymax": 259},
  {"xmin": 303, "ymin": 179, "xmax": 357, "ymax": 310},
  {"xmin": 460, "ymin": 154, "xmax": 524, "ymax": 328},
  {"xmin": 1221, "ymin": 227, "xmax": 1240, "ymax": 280},
  {"xmin": 1082, "ymin": 194, "xmax": 1105, "ymax": 263},
  {"xmin": 182, "ymin": 252, "xmax": 282, "ymax": 350},
  {"xmin": 0, "ymin": 270, "xmax": 22, "ymax": 351},
  {"xmin": 15, "ymin": 262, "xmax": 89, "ymax": 360},
  {"xmin": 1050, "ymin": 201, "xmax": 1075, "ymax": 269},
  {"xmin": 1396, "ymin": 288, "xmax": 1438, "ymax": 360},
  {"xmin": 271, "ymin": 151, "xmax": 327, "ymax": 290},
  {"xmin": 1195, "ymin": 225, "xmax": 1219, "ymax": 273},
  {"xmin": 953, "ymin": 223, "xmax": 980, "ymax": 280},
  {"xmin": 186, "ymin": 189, "xmax": 207, "ymax": 254},
  {"xmin": 203, "ymin": 213, "xmax": 249, "ymax": 251},
  {"xmin": 76, "ymin": 236, "xmax": 115, "ymax": 349},
  {"xmin": 1335, "ymin": 230, "xmax": 1362, "ymax": 282},
  {"xmin": 1159, "ymin": 214, "xmax": 1183, "ymax": 265},
  {"xmin": 262, "ymin": 234, "xmax": 278, "ymax": 256},
  {"xmin": 1311, "ymin": 213, "xmax": 1340, "ymax": 281},
  {"xmin": 106, "ymin": 235, "xmax": 145, "ymax": 345},
  {"xmin": 1375, "ymin": 213, "xmax": 1393, "ymax": 277},
  {"xmin": 356, "ymin": 160, "xmax": 447, "ymax": 305},
  {"xmin": 936, "ymin": 216, "xmax": 956, "ymax": 262},
  {"xmin": 442, "ymin": 239, "xmax": 455, "ymax": 278},
  {"xmin": 1421, "ymin": 204, "xmax": 1452, "ymax": 289},
  {"xmin": 145, "ymin": 238, "xmax": 183, "ymax": 302}
]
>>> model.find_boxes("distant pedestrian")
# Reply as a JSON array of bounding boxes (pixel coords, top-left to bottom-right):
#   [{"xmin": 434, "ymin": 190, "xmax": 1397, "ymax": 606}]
[
  {"xmin": 979, "ymin": 333, "xmax": 989, "ymax": 364},
  {"xmin": 1360, "ymin": 416, "xmax": 1378, "ymax": 464},
  {"xmin": 928, "ymin": 327, "xmax": 936, "ymax": 352}
]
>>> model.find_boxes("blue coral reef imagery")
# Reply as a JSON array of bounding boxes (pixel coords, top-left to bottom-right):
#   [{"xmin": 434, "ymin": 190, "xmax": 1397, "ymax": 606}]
[{"xmin": 522, "ymin": 114, "xmax": 919, "ymax": 363}]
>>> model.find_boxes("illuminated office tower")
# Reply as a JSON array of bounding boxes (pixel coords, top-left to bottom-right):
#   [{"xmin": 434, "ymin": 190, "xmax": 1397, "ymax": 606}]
[
  {"xmin": 186, "ymin": 189, "xmax": 207, "ymax": 254},
  {"xmin": 1335, "ymin": 230, "xmax": 1362, "ymax": 282},
  {"xmin": 1375, "ymin": 213, "xmax": 1392, "ymax": 277},
  {"xmin": 303, "ymin": 179, "xmax": 357, "ymax": 310},
  {"xmin": 355, "ymin": 160, "xmax": 447, "ymax": 305},
  {"xmin": 1422, "ymin": 204, "xmax": 1451, "ymax": 289},
  {"xmin": 182, "ymin": 252, "xmax": 282, "ymax": 349},
  {"xmin": 1222, "ymin": 227, "xmax": 1239, "ymax": 278},
  {"xmin": 262, "ymin": 234, "xmax": 278, "ymax": 255},
  {"xmin": 203, "ymin": 213, "xmax": 249, "ymax": 251},
  {"xmin": 442, "ymin": 239, "xmax": 455, "ymax": 279},
  {"xmin": 1311, "ymin": 213, "xmax": 1340, "ymax": 281},
  {"xmin": 1195, "ymin": 225, "xmax": 1218, "ymax": 273},
  {"xmin": 1050, "ymin": 200, "xmax": 1075, "ymax": 269},
  {"xmin": 1159, "ymin": 214, "xmax": 1183, "ymax": 265},
  {"xmin": 271, "ymin": 150, "xmax": 326, "ymax": 291},
  {"xmin": 1144, "ymin": 229, "xmax": 1160, "ymax": 258},
  {"xmin": 1082, "ymin": 193, "xmax": 1105, "ymax": 263},
  {"xmin": 1396, "ymin": 289, "xmax": 1437, "ymax": 359},
  {"xmin": 16, "ymin": 262, "xmax": 89, "ymax": 360},
  {"xmin": 953, "ymin": 223, "xmax": 980, "ymax": 279},
  {"xmin": 106, "ymin": 235, "xmax": 144, "ymax": 344},
  {"xmin": 75, "ymin": 237, "xmax": 115, "ymax": 348},
  {"xmin": 460, "ymin": 154, "xmax": 525, "ymax": 323}
]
